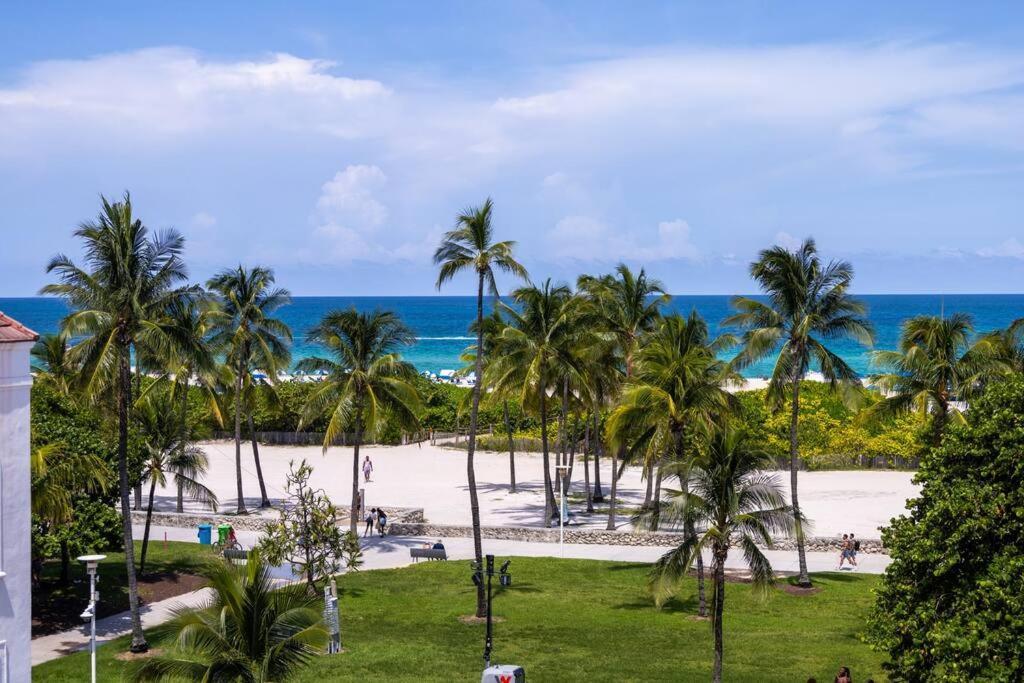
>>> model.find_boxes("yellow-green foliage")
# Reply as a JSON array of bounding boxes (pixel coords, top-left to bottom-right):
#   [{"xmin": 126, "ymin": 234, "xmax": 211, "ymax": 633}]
[{"xmin": 736, "ymin": 381, "xmax": 925, "ymax": 469}]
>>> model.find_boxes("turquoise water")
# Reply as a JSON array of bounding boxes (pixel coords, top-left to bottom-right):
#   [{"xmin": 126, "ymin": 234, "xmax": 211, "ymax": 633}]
[{"xmin": 3, "ymin": 295, "xmax": 1021, "ymax": 377}]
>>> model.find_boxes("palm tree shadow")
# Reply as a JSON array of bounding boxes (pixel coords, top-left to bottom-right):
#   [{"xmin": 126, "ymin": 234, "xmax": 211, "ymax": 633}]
[{"xmin": 613, "ymin": 595, "xmax": 697, "ymax": 614}]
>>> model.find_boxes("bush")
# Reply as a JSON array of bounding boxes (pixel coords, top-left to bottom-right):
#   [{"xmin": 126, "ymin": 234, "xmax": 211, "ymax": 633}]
[{"xmin": 867, "ymin": 377, "xmax": 1024, "ymax": 681}]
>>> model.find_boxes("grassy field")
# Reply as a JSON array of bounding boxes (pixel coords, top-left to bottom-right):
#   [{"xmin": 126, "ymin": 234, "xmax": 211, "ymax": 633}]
[
  {"xmin": 33, "ymin": 540, "xmax": 216, "ymax": 636},
  {"xmin": 34, "ymin": 557, "xmax": 887, "ymax": 682}
]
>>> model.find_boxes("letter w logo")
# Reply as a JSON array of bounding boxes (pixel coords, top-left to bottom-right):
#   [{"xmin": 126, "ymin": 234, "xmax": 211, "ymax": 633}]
[{"xmin": 499, "ymin": 676, "xmax": 513, "ymax": 683}]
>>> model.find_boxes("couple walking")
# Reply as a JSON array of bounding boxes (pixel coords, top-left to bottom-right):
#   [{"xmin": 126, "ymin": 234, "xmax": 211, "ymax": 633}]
[
  {"xmin": 364, "ymin": 507, "xmax": 388, "ymax": 537},
  {"xmin": 838, "ymin": 533, "xmax": 859, "ymax": 569}
]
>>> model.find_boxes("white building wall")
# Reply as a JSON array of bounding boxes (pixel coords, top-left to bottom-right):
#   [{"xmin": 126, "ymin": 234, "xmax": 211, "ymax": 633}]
[{"xmin": 0, "ymin": 340, "xmax": 34, "ymax": 682}]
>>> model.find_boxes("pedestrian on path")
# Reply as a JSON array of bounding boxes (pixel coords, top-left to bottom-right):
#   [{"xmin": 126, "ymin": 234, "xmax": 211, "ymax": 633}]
[
  {"xmin": 376, "ymin": 508, "xmax": 388, "ymax": 536},
  {"xmin": 362, "ymin": 455, "xmax": 374, "ymax": 482},
  {"xmin": 364, "ymin": 507, "xmax": 377, "ymax": 537}
]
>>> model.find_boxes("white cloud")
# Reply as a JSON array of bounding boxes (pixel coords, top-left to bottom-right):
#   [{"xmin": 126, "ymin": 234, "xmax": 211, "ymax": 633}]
[
  {"xmin": 306, "ymin": 164, "xmax": 435, "ymax": 264},
  {"xmin": 316, "ymin": 165, "xmax": 388, "ymax": 229},
  {"xmin": 0, "ymin": 48, "xmax": 388, "ymax": 147},
  {"xmin": 547, "ymin": 216, "xmax": 701, "ymax": 263},
  {"xmin": 977, "ymin": 238, "xmax": 1024, "ymax": 259},
  {"xmin": 189, "ymin": 211, "xmax": 217, "ymax": 229},
  {"xmin": 774, "ymin": 231, "xmax": 804, "ymax": 251}
]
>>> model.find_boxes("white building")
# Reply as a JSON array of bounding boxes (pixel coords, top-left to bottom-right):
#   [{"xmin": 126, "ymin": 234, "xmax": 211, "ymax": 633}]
[{"xmin": 0, "ymin": 312, "xmax": 38, "ymax": 682}]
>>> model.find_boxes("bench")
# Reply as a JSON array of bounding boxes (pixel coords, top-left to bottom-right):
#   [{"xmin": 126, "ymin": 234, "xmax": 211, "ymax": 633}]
[
  {"xmin": 410, "ymin": 547, "xmax": 448, "ymax": 562},
  {"xmin": 223, "ymin": 548, "xmax": 249, "ymax": 564}
]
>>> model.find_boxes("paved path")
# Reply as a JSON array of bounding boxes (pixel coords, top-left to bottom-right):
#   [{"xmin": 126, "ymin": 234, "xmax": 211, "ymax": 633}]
[{"xmin": 32, "ymin": 524, "xmax": 886, "ymax": 665}]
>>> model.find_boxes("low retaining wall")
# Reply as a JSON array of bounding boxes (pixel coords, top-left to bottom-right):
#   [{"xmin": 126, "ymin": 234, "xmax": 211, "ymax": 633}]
[
  {"xmin": 387, "ymin": 522, "xmax": 886, "ymax": 553},
  {"xmin": 132, "ymin": 506, "xmax": 425, "ymax": 532}
]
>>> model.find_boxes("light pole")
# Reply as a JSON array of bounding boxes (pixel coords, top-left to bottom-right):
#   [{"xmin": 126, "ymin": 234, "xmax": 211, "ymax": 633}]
[
  {"xmin": 77, "ymin": 554, "xmax": 106, "ymax": 683},
  {"xmin": 555, "ymin": 464, "xmax": 569, "ymax": 557}
]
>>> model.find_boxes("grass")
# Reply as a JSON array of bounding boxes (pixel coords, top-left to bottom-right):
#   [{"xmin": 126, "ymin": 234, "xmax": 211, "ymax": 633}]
[
  {"xmin": 34, "ymin": 557, "xmax": 887, "ymax": 682},
  {"xmin": 33, "ymin": 540, "xmax": 216, "ymax": 635}
]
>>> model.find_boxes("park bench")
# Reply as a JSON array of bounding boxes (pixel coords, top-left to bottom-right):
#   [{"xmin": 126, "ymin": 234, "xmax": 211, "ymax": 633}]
[
  {"xmin": 223, "ymin": 548, "xmax": 249, "ymax": 564},
  {"xmin": 410, "ymin": 547, "xmax": 448, "ymax": 562}
]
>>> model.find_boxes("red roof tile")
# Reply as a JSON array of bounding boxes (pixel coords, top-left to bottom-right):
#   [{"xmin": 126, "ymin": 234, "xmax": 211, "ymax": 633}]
[{"xmin": 0, "ymin": 311, "xmax": 40, "ymax": 343}]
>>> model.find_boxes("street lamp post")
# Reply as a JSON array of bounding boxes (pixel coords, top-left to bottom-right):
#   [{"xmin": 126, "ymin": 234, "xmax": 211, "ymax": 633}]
[
  {"xmin": 77, "ymin": 554, "xmax": 106, "ymax": 683},
  {"xmin": 555, "ymin": 464, "xmax": 569, "ymax": 557}
]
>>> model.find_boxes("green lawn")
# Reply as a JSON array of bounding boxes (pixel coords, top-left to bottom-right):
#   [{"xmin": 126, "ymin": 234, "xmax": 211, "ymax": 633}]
[
  {"xmin": 34, "ymin": 540, "xmax": 216, "ymax": 636},
  {"xmin": 34, "ymin": 557, "xmax": 887, "ymax": 682}
]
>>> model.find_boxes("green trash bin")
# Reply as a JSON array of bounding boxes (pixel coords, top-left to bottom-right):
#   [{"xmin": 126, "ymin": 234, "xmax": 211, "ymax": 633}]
[{"xmin": 217, "ymin": 524, "xmax": 232, "ymax": 545}]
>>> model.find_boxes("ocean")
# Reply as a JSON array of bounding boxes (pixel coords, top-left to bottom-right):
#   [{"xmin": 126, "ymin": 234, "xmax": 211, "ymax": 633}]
[{"xmin": 2, "ymin": 295, "xmax": 1021, "ymax": 378}]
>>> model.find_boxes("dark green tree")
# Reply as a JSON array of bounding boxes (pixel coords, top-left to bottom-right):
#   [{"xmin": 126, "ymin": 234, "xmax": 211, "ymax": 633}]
[{"xmin": 868, "ymin": 377, "xmax": 1024, "ymax": 681}]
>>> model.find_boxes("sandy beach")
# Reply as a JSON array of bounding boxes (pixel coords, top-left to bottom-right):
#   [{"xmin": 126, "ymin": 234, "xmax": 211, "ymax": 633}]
[{"xmin": 151, "ymin": 439, "xmax": 919, "ymax": 539}]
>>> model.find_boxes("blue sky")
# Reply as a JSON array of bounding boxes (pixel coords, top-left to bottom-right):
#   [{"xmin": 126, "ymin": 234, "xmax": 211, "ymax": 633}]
[{"xmin": 2, "ymin": 1, "xmax": 1024, "ymax": 295}]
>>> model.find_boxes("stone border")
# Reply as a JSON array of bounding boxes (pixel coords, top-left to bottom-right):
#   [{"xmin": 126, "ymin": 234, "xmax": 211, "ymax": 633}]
[
  {"xmin": 131, "ymin": 506, "xmax": 425, "ymax": 532},
  {"xmin": 388, "ymin": 522, "xmax": 887, "ymax": 554}
]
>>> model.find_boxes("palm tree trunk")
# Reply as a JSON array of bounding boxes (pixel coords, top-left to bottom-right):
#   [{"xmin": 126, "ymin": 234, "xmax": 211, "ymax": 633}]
[
  {"xmin": 132, "ymin": 345, "xmax": 143, "ymax": 511},
  {"xmin": 234, "ymin": 363, "xmax": 247, "ymax": 515},
  {"xmin": 790, "ymin": 379, "xmax": 810, "ymax": 587},
  {"xmin": 350, "ymin": 419, "xmax": 364, "ymax": 535},
  {"xmin": 177, "ymin": 377, "xmax": 189, "ymax": 513},
  {"xmin": 592, "ymin": 410, "xmax": 604, "ymax": 501},
  {"xmin": 642, "ymin": 462, "xmax": 654, "ymax": 510},
  {"xmin": 503, "ymin": 400, "xmax": 516, "ymax": 493},
  {"xmin": 606, "ymin": 446, "xmax": 621, "ymax": 530},
  {"xmin": 696, "ymin": 550, "xmax": 707, "ymax": 618},
  {"xmin": 540, "ymin": 380, "xmax": 556, "ymax": 525},
  {"xmin": 559, "ymin": 380, "xmax": 570, "ymax": 497},
  {"xmin": 59, "ymin": 539, "xmax": 70, "ymax": 585},
  {"xmin": 651, "ymin": 457, "xmax": 664, "ymax": 531},
  {"xmin": 118, "ymin": 340, "xmax": 147, "ymax": 652},
  {"xmin": 467, "ymin": 271, "xmax": 487, "ymax": 618},
  {"xmin": 712, "ymin": 545, "xmax": 727, "ymax": 683},
  {"xmin": 139, "ymin": 476, "xmax": 157, "ymax": 576},
  {"xmin": 931, "ymin": 400, "xmax": 948, "ymax": 449},
  {"xmin": 247, "ymin": 412, "xmax": 270, "ymax": 507},
  {"xmin": 583, "ymin": 419, "xmax": 594, "ymax": 513}
]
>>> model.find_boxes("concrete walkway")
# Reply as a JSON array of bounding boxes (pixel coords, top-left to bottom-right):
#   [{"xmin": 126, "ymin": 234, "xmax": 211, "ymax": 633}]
[{"xmin": 32, "ymin": 524, "xmax": 887, "ymax": 665}]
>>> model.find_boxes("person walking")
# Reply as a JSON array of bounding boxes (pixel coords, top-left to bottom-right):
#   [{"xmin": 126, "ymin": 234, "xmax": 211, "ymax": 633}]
[
  {"xmin": 838, "ymin": 534, "xmax": 850, "ymax": 569},
  {"xmin": 376, "ymin": 508, "xmax": 388, "ymax": 537},
  {"xmin": 364, "ymin": 507, "xmax": 377, "ymax": 538},
  {"xmin": 362, "ymin": 455, "xmax": 374, "ymax": 482},
  {"xmin": 849, "ymin": 533, "xmax": 859, "ymax": 568}
]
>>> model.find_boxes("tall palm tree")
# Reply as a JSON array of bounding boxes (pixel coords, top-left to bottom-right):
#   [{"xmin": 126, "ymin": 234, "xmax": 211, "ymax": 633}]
[
  {"xmin": 31, "ymin": 443, "xmax": 110, "ymax": 583},
  {"xmin": 30, "ymin": 333, "xmax": 77, "ymax": 396},
  {"xmin": 868, "ymin": 313, "xmax": 1004, "ymax": 447},
  {"xmin": 607, "ymin": 312, "xmax": 738, "ymax": 616},
  {"xmin": 42, "ymin": 192, "xmax": 194, "ymax": 651},
  {"xmin": 125, "ymin": 551, "xmax": 328, "ymax": 682},
  {"xmin": 471, "ymin": 307, "xmax": 519, "ymax": 492},
  {"xmin": 985, "ymin": 317, "xmax": 1024, "ymax": 373},
  {"xmin": 725, "ymin": 238, "xmax": 873, "ymax": 588},
  {"xmin": 578, "ymin": 265, "xmax": 668, "ymax": 530},
  {"xmin": 160, "ymin": 297, "xmax": 225, "ymax": 511},
  {"xmin": 297, "ymin": 308, "xmax": 423, "ymax": 534},
  {"xmin": 487, "ymin": 280, "xmax": 582, "ymax": 525},
  {"xmin": 645, "ymin": 427, "xmax": 795, "ymax": 683},
  {"xmin": 135, "ymin": 394, "xmax": 217, "ymax": 575},
  {"xmin": 207, "ymin": 266, "xmax": 292, "ymax": 513},
  {"xmin": 434, "ymin": 198, "xmax": 527, "ymax": 617}
]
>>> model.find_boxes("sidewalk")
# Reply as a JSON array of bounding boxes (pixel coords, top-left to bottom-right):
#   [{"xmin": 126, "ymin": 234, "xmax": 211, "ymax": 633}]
[{"xmin": 32, "ymin": 524, "xmax": 888, "ymax": 665}]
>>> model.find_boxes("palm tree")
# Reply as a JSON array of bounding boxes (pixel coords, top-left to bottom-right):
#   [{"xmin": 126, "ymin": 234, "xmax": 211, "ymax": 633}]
[
  {"xmin": 207, "ymin": 266, "xmax": 292, "ymax": 513},
  {"xmin": 725, "ymin": 238, "xmax": 873, "ymax": 587},
  {"xmin": 31, "ymin": 444, "xmax": 110, "ymax": 583},
  {"xmin": 607, "ymin": 312, "xmax": 738, "ymax": 616},
  {"xmin": 125, "ymin": 551, "xmax": 328, "ymax": 682},
  {"xmin": 297, "ymin": 308, "xmax": 423, "ymax": 534},
  {"xmin": 472, "ymin": 307, "xmax": 519, "ymax": 492},
  {"xmin": 31, "ymin": 333, "xmax": 77, "ymax": 396},
  {"xmin": 42, "ymin": 192, "xmax": 194, "ymax": 651},
  {"xmin": 434, "ymin": 198, "xmax": 527, "ymax": 617},
  {"xmin": 645, "ymin": 427, "xmax": 795, "ymax": 683},
  {"xmin": 985, "ymin": 317, "xmax": 1024, "ymax": 373},
  {"xmin": 868, "ymin": 313, "xmax": 1004, "ymax": 447},
  {"xmin": 135, "ymin": 394, "xmax": 218, "ymax": 575},
  {"xmin": 160, "ymin": 297, "xmax": 225, "ymax": 512},
  {"xmin": 487, "ymin": 280, "xmax": 582, "ymax": 525},
  {"xmin": 578, "ymin": 265, "xmax": 668, "ymax": 530}
]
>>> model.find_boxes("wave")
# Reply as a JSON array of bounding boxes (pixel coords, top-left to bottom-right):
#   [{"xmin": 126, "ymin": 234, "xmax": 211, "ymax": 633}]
[{"xmin": 415, "ymin": 336, "xmax": 475, "ymax": 340}]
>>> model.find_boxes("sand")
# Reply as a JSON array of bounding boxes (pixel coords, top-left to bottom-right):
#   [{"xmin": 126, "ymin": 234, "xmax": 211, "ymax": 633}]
[{"xmin": 149, "ymin": 439, "xmax": 918, "ymax": 539}]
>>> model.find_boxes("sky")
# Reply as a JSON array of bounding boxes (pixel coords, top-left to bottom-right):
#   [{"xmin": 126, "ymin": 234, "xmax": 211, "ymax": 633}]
[{"xmin": 2, "ymin": 1, "xmax": 1024, "ymax": 296}]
